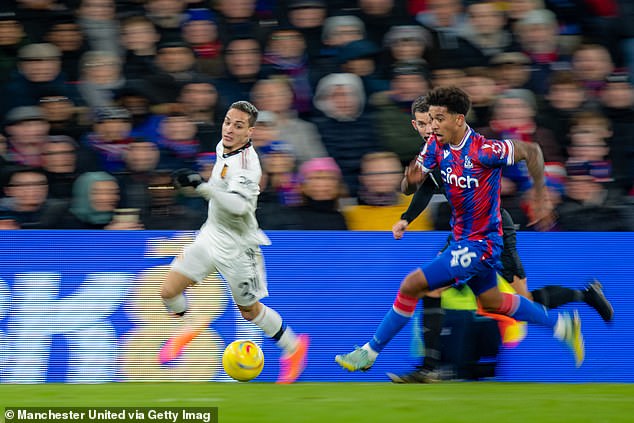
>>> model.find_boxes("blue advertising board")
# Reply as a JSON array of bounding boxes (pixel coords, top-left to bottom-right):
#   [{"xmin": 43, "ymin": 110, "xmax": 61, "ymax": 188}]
[{"xmin": 0, "ymin": 231, "xmax": 632, "ymax": 383}]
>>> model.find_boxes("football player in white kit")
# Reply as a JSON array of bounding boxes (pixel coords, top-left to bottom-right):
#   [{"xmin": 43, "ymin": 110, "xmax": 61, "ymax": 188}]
[{"xmin": 158, "ymin": 101, "xmax": 309, "ymax": 384}]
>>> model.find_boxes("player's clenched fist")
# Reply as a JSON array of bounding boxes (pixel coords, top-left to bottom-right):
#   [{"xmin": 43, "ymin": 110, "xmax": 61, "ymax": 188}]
[
  {"xmin": 173, "ymin": 168, "xmax": 203, "ymax": 188},
  {"xmin": 392, "ymin": 219, "xmax": 409, "ymax": 240}
]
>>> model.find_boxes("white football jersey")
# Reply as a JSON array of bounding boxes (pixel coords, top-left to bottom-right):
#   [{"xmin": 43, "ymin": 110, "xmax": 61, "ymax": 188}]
[{"xmin": 197, "ymin": 140, "xmax": 270, "ymax": 258}]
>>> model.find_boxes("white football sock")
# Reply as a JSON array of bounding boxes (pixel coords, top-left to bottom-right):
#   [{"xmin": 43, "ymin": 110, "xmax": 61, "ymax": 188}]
[
  {"xmin": 252, "ymin": 304, "xmax": 298, "ymax": 355},
  {"xmin": 361, "ymin": 343, "xmax": 379, "ymax": 361},
  {"xmin": 162, "ymin": 293, "xmax": 187, "ymax": 315}
]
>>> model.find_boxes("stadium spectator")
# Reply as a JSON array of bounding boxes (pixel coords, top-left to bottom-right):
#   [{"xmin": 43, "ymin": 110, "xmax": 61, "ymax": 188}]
[
  {"xmin": 76, "ymin": 0, "xmax": 120, "ymax": 56},
  {"xmin": 380, "ymin": 24, "xmax": 432, "ymax": 79},
  {"xmin": 119, "ymin": 15, "xmax": 160, "ymax": 80},
  {"xmin": 41, "ymin": 135, "xmax": 95, "ymax": 201},
  {"xmin": 250, "ymin": 77, "xmax": 327, "ymax": 165},
  {"xmin": 0, "ymin": 165, "xmax": 67, "ymax": 229},
  {"xmin": 370, "ymin": 61, "xmax": 430, "ymax": 165},
  {"xmin": 181, "ymin": 8, "xmax": 224, "ymax": 79},
  {"xmin": 1, "ymin": 42, "xmax": 76, "ymax": 118},
  {"xmin": 141, "ymin": 169, "xmax": 206, "ymax": 230},
  {"xmin": 59, "ymin": 171, "xmax": 143, "ymax": 229},
  {"xmin": 312, "ymin": 72, "xmax": 380, "ymax": 197},
  {"xmin": 155, "ymin": 111, "xmax": 201, "ymax": 170},
  {"xmin": 488, "ymin": 51, "xmax": 532, "ymax": 92},
  {"xmin": 337, "ymin": 38, "xmax": 389, "ymax": 96},
  {"xmin": 571, "ymin": 43, "xmax": 615, "ymax": 103},
  {"xmin": 0, "ymin": 11, "xmax": 29, "ymax": 85},
  {"xmin": 282, "ymin": 0, "xmax": 328, "ymax": 61},
  {"xmin": 3, "ymin": 106, "xmax": 51, "ymax": 168},
  {"xmin": 461, "ymin": 66, "xmax": 498, "ymax": 129},
  {"xmin": 177, "ymin": 78, "xmax": 224, "ymax": 152},
  {"xmin": 77, "ymin": 50, "xmax": 126, "ymax": 110},
  {"xmin": 44, "ymin": 13, "xmax": 87, "ymax": 83},
  {"xmin": 293, "ymin": 156, "xmax": 348, "ymax": 230},
  {"xmin": 116, "ymin": 137, "xmax": 161, "ymax": 213},
  {"xmin": 80, "ymin": 106, "xmax": 134, "ymax": 173},
  {"xmin": 143, "ymin": 0, "xmax": 187, "ymax": 41},
  {"xmin": 343, "ymin": 151, "xmax": 433, "ymax": 231},
  {"xmin": 214, "ymin": 36, "xmax": 265, "ymax": 107}
]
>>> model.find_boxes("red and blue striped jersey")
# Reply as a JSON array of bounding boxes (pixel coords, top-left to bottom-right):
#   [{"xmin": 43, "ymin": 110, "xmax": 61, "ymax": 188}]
[{"xmin": 416, "ymin": 127, "xmax": 514, "ymax": 241}]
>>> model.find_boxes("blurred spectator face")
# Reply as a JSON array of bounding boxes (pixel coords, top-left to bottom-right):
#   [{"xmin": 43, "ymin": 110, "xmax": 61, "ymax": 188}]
[
  {"xmin": 81, "ymin": 52, "xmax": 121, "ymax": 85},
  {"xmin": 391, "ymin": 74, "xmax": 429, "ymax": 102},
  {"xmin": 462, "ymin": 74, "xmax": 497, "ymax": 105},
  {"xmin": 572, "ymin": 45, "xmax": 614, "ymax": 83},
  {"xmin": 46, "ymin": 22, "xmax": 84, "ymax": 52},
  {"xmin": 144, "ymin": 0, "xmax": 185, "ymax": 17},
  {"xmin": 600, "ymin": 82, "xmax": 634, "ymax": 109},
  {"xmin": 156, "ymin": 46, "xmax": 196, "ymax": 73},
  {"xmin": 179, "ymin": 82, "xmax": 218, "ymax": 112},
  {"xmin": 568, "ymin": 123, "xmax": 610, "ymax": 162},
  {"xmin": 492, "ymin": 97, "xmax": 534, "ymax": 129},
  {"xmin": 4, "ymin": 171, "xmax": 48, "ymax": 212},
  {"xmin": 342, "ymin": 57, "xmax": 375, "ymax": 77},
  {"xmin": 426, "ymin": 0, "xmax": 462, "ymax": 27},
  {"xmin": 91, "ymin": 179, "xmax": 119, "ymax": 212},
  {"xmin": 360, "ymin": 154, "xmax": 402, "ymax": 194},
  {"xmin": 467, "ymin": 2, "xmax": 505, "ymax": 36},
  {"xmin": 252, "ymin": 121, "xmax": 279, "ymax": 148},
  {"xmin": 119, "ymin": 94, "xmax": 150, "ymax": 117},
  {"xmin": 17, "ymin": 0, "xmax": 58, "ymax": 8},
  {"xmin": 326, "ymin": 25, "xmax": 364, "ymax": 47},
  {"xmin": 160, "ymin": 115, "xmax": 197, "ymax": 140},
  {"xmin": 147, "ymin": 172, "xmax": 176, "ymax": 206},
  {"xmin": 78, "ymin": 0, "xmax": 117, "ymax": 21},
  {"xmin": 565, "ymin": 174, "xmax": 601, "ymax": 202},
  {"xmin": 359, "ymin": 0, "xmax": 393, "ymax": 16},
  {"xmin": 546, "ymin": 82, "xmax": 585, "ymax": 111},
  {"xmin": 517, "ymin": 21, "xmax": 558, "ymax": 54},
  {"xmin": 0, "ymin": 19, "xmax": 24, "ymax": 46},
  {"xmin": 95, "ymin": 118, "xmax": 132, "ymax": 141},
  {"xmin": 5, "ymin": 119, "xmax": 50, "ymax": 149},
  {"xmin": 494, "ymin": 63, "xmax": 530, "ymax": 90},
  {"xmin": 267, "ymin": 30, "xmax": 306, "ymax": 61},
  {"xmin": 262, "ymin": 151, "xmax": 295, "ymax": 175},
  {"xmin": 507, "ymin": 0, "xmax": 540, "ymax": 21},
  {"xmin": 19, "ymin": 56, "xmax": 61, "ymax": 83},
  {"xmin": 289, "ymin": 7, "xmax": 326, "ymax": 29},
  {"xmin": 391, "ymin": 38, "xmax": 424, "ymax": 62},
  {"xmin": 216, "ymin": 0, "xmax": 256, "ymax": 20},
  {"xmin": 329, "ymin": 85, "xmax": 359, "ymax": 119},
  {"xmin": 224, "ymin": 38, "xmax": 261, "ymax": 79},
  {"xmin": 182, "ymin": 20, "xmax": 218, "ymax": 46},
  {"xmin": 121, "ymin": 19, "xmax": 160, "ymax": 53},
  {"xmin": 251, "ymin": 79, "xmax": 293, "ymax": 114},
  {"xmin": 124, "ymin": 141, "xmax": 160, "ymax": 172},
  {"xmin": 39, "ymin": 95, "xmax": 74, "ymax": 123},
  {"xmin": 431, "ymin": 68, "xmax": 464, "ymax": 88},
  {"xmin": 302, "ymin": 170, "xmax": 340, "ymax": 201},
  {"xmin": 42, "ymin": 139, "xmax": 77, "ymax": 174}
]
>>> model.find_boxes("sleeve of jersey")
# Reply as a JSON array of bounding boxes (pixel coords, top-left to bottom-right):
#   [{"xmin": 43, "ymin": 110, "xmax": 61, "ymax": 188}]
[
  {"xmin": 211, "ymin": 170, "xmax": 260, "ymax": 215},
  {"xmin": 416, "ymin": 140, "xmax": 435, "ymax": 174},
  {"xmin": 479, "ymin": 138, "xmax": 515, "ymax": 167}
]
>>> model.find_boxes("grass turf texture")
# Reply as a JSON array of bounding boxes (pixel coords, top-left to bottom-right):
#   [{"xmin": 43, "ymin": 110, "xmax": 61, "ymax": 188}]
[{"xmin": 1, "ymin": 383, "xmax": 633, "ymax": 423}]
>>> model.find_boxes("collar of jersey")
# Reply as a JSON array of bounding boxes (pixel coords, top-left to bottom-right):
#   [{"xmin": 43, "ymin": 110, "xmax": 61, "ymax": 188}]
[
  {"xmin": 222, "ymin": 140, "xmax": 252, "ymax": 158},
  {"xmin": 449, "ymin": 126, "xmax": 472, "ymax": 151}
]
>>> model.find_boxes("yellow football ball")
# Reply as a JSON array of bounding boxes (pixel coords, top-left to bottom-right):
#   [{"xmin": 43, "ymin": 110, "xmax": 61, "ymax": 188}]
[{"xmin": 222, "ymin": 340, "xmax": 264, "ymax": 382}]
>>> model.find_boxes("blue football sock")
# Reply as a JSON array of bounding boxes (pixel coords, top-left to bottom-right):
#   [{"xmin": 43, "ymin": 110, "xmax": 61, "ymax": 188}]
[
  {"xmin": 511, "ymin": 294, "xmax": 559, "ymax": 328},
  {"xmin": 369, "ymin": 307, "xmax": 411, "ymax": 353}
]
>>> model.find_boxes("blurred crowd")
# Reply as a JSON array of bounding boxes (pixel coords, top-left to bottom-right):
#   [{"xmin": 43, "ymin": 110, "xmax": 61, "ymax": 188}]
[{"xmin": 0, "ymin": 0, "xmax": 633, "ymax": 231}]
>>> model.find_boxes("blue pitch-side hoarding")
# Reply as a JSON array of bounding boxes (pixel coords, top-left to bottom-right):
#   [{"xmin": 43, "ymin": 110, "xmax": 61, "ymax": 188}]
[{"xmin": 0, "ymin": 231, "xmax": 632, "ymax": 383}]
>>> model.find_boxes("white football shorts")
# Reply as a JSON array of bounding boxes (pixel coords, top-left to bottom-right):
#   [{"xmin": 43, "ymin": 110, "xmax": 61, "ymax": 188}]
[{"xmin": 171, "ymin": 236, "xmax": 269, "ymax": 306}]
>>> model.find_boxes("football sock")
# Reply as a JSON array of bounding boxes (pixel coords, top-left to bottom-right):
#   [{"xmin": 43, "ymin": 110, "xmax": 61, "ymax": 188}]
[
  {"xmin": 497, "ymin": 292, "xmax": 558, "ymax": 327},
  {"xmin": 162, "ymin": 293, "xmax": 187, "ymax": 315},
  {"xmin": 422, "ymin": 296, "xmax": 444, "ymax": 370},
  {"xmin": 531, "ymin": 285, "xmax": 584, "ymax": 309},
  {"xmin": 252, "ymin": 304, "xmax": 298, "ymax": 355},
  {"xmin": 369, "ymin": 291, "xmax": 417, "ymax": 353}
]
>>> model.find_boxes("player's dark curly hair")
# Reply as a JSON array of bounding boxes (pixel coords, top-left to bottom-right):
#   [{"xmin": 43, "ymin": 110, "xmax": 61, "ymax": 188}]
[
  {"xmin": 230, "ymin": 101, "xmax": 259, "ymax": 127},
  {"xmin": 410, "ymin": 95, "xmax": 429, "ymax": 119},
  {"xmin": 425, "ymin": 86, "xmax": 471, "ymax": 116}
]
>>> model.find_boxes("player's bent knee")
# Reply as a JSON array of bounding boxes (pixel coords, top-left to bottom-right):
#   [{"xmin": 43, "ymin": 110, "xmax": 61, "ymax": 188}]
[
  {"xmin": 400, "ymin": 268, "xmax": 427, "ymax": 297},
  {"xmin": 237, "ymin": 302, "xmax": 262, "ymax": 321}
]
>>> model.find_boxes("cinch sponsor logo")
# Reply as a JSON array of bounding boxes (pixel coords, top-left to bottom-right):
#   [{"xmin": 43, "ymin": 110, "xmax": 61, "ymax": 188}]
[{"xmin": 441, "ymin": 167, "xmax": 480, "ymax": 188}]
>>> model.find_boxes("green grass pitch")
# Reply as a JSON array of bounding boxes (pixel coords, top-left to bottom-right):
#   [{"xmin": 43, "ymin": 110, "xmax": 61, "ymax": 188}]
[{"xmin": 2, "ymin": 382, "xmax": 633, "ymax": 423}]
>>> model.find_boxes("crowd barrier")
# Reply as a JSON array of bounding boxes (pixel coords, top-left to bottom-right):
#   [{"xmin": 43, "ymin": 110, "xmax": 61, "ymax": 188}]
[{"xmin": 0, "ymin": 231, "xmax": 632, "ymax": 383}]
